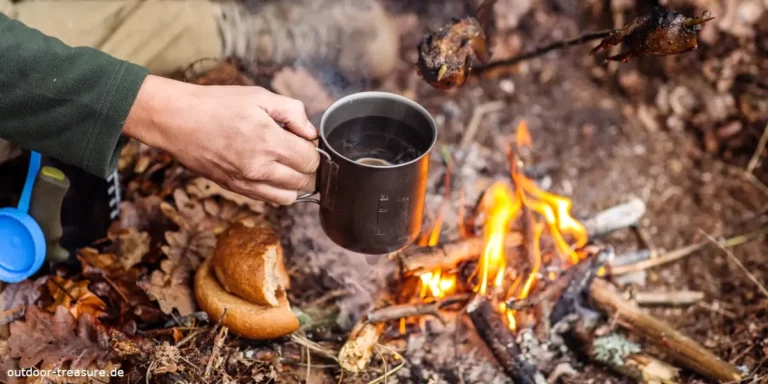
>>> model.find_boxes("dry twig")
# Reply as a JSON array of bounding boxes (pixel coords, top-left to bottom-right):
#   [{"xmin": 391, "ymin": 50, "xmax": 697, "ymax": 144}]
[
  {"xmin": 700, "ymin": 231, "xmax": 768, "ymax": 299},
  {"xmin": 460, "ymin": 101, "xmax": 506, "ymax": 149},
  {"xmin": 632, "ymin": 291, "xmax": 704, "ymax": 307},
  {"xmin": 747, "ymin": 123, "xmax": 768, "ymax": 173}
]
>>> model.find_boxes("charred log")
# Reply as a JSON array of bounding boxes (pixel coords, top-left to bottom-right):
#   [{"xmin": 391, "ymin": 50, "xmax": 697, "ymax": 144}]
[{"xmin": 467, "ymin": 295, "xmax": 545, "ymax": 384}]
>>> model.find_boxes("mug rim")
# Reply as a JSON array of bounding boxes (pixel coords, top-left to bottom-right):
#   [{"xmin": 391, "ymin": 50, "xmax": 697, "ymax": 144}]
[{"xmin": 318, "ymin": 91, "xmax": 438, "ymax": 169}]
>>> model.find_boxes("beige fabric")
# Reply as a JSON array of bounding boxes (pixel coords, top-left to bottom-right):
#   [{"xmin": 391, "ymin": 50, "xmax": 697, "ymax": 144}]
[
  {"xmin": 8, "ymin": 0, "xmax": 222, "ymax": 75},
  {"xmin": 0, "ymin": 0, "xmax": 222, "ymax": 164}
]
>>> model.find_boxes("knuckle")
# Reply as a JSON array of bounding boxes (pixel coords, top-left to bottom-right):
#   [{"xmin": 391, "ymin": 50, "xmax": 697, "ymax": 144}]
[
  {"xmin": 291, "ymin": 99, "xmax": 306, "ymax": 113},
  {"xmin": 242, "ymin": 164, "xmax": 270, "ymax": 181}
]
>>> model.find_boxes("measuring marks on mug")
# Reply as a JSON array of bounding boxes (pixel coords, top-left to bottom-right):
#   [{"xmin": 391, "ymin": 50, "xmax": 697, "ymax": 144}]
[{"xmin": 375, "ymin": 193, "xmax": 410, "ymax": 236}]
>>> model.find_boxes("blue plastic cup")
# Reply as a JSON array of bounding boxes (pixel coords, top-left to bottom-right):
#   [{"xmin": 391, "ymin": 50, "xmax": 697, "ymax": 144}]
[{"xmin": 0, "ymin": 151, "xmax": 46, "ymax": 283}]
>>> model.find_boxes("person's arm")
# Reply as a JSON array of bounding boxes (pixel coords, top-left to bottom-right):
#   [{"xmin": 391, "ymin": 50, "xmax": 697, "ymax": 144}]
[{"xmin": 0, "ymin": 12, "xmax": 148, "ymax": 179}]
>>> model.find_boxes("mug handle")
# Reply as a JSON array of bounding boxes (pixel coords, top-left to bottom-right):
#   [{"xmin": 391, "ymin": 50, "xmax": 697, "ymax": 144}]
[{"xmin": 295, "ymin": 147, "xmax": 333, "ymax": 204}]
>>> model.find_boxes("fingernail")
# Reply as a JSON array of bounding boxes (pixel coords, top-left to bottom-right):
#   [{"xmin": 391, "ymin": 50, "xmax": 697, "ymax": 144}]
[{"xmin": 307, "ymin": 121, "xmax": 318, "ymax": 136}]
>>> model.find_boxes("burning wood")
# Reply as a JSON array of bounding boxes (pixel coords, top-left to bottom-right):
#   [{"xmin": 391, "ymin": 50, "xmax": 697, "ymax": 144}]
[
  {"xmin": 400, "ymin": 233, "xmax": 522, "ymax": 274},
  {"xmin": 366, "ymin": 294, "xmax": 469, "ymax": 325},
  {"xmin": 467, "ymin": 295, "xmax": 545, "ymax": 384}
]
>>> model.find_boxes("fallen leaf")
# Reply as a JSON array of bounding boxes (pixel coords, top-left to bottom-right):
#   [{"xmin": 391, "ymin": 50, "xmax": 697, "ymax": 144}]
[
  {"xmin": 151, "ymin": 342, "xmax": 183, "ymax": 375},
  {"xmin": 108, "ymin": 328, "xmax": 143, "ymax": 358},
  {"xmin": 6, "ymin": 306, "xmax": 112, "ymax": 370},
  {"xmin": 46, "ymin": 276, "xmax": 107, "ymax": 320},
  {"xmin": 77, "ymin": 248, "xmax": 157, "ymax": 324},
  {"xmin": 0, "ymin": 277, "xmax": 47, "ymax": 311},
  {"xmin": 113, "ymin": 228, "xmax": 150, "ymax": 270},
  {"xmin": 139, "ymin": 189, "xmax": 265, "ymax": 316},
  {"xmin": 271, "ymin": 67, "xmax": 334, "ymax": 116},
  {"xmin": 186, "ymin": 177, "xmax": 268, "ymax": 213}
]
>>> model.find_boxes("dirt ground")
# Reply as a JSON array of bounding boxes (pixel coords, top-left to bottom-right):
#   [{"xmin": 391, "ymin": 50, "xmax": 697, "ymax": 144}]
[{"xmin": 279, "ymin": 0, "xmax": 768, "ymax": 382}]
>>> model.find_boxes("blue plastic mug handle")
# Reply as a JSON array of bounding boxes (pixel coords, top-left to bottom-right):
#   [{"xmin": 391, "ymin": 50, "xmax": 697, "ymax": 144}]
[{"xmin": 18, "ymin": 151, "xmax": 42, "ymax": 213}]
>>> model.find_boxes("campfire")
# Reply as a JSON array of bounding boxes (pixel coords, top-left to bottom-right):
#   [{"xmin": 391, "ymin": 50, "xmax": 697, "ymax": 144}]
[
  {"xmin": 335, "ymin": 120, "xmax": 747, "ymax": 383},
  {"xmin": 404, "ymin": 121, "xmax": 589, "ymax": 330}
]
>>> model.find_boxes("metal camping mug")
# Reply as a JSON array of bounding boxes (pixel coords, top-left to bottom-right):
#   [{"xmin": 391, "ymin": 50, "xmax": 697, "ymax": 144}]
[{"xmin": 296, "ymin": 92, "xmax": 437, "ymax": 254}]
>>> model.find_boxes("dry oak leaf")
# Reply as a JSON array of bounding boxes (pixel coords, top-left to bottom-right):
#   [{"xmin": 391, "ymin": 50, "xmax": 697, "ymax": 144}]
[
  {"xmin": 139, "ymin": 189, "xmax": 266, "ymax": 316},
  {"xmin": 112, "ymin": 228, "xmax": 151, "ymax": 270},
  {"xmin": 77, "ymin": 247, "xmax": 149, "ymax": 306},
  {"xmin": 186, "ymin": 177, "xmax": 268, "ymax": 213},
  {"xmin": 46, "ymin": 276, "xmax": 107, "ymax": 320},
  {"xmin": 7, "ymin": 306, "xmax": 112, "ymax": 370},
  {"xmin": 1, "ymin": 276, "xmax": 47, "ymax": 313}
]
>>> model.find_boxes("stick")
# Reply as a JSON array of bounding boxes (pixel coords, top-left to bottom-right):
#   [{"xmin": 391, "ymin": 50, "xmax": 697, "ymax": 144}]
[
  {"xmin": 747, "ymin": 123, "xmax": 768, "ymax": 173},
  {"xmin": 402, "ymin": 199, "xmax": 647, "ymax": 275},
  {"xmin": 581, "ymin": 198, "xmax": 646, "ymax": 238},
  {"xmin": 467, "ymin": 295, "xmax": 545, "ymax": 384},
  {"xmin": 550, "ymin": 255, "xmax": 680, "ymax": 384},
  {"xmin": 475, "ymin": 30, "xmax": 613, "ymax": 74},
  {"xmin": 401, "ymin": 233, "xmax": 523, "ymax": 274},
  {"xmin": 460, "ymin": 101, "xmax": 506, "ymax": 149},
  {"xmin": 366, "ymin": 294, "xmax": 469, "ymax": 324},
  {"xmin": 609, "ymin": 242, "xmax": 706, "ymax": 276},
  {"xmin": 701, "ymin": 231, "xmax": 768, "ymax": 299},
  {"xmin": 610, "ymin": 227, "xmax": 768, "ymax": 275},
  {"xmin": 632, "ymin": 291, "xmax": 704, "ymax": 307},
  {"xmin": 589, "ymin": 279, "xmax": 743, "ymax": 382},
  {"xmin": 562, "ymin": 316, "xmax": 680, "ymax": 384}
]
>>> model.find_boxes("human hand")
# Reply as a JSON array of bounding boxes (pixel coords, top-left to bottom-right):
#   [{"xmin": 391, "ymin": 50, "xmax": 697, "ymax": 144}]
[{"xmin": 123, "ymin": 75, "xmax": 321, "ymax": 205}]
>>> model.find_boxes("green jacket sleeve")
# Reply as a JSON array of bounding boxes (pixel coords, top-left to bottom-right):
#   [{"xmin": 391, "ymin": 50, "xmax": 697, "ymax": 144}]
[{"xmin": 0, "ymin": 12, "xmax": 149, "ymax": 179}]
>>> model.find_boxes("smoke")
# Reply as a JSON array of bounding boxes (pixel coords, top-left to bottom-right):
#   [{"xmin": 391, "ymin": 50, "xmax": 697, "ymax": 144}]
[
  {"xmin": 281, "ymin": 202, "xmax": 395, "ymax": 330},
  {"xmin": 219, "ymin": 0, "xmax": 400, "ymax": 99}
]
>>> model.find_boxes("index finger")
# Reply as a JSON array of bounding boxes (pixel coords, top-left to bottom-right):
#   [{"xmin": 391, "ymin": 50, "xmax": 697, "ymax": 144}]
[{"xmin": 255, "ymin": 91, "xmax": 318, "ymax": 140}]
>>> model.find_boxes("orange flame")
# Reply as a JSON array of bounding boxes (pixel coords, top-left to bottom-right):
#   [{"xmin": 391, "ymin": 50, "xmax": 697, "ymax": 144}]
[
  {"xmin": 476, "ymin": 182, "xmax": 520, "ymax": 295},
  {"xmin": 516, "ymin": 120, "xmax": 533, "ymax": 150}
]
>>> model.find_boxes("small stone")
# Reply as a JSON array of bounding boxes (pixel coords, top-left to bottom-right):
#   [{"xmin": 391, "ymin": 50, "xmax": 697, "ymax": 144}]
[{"xmin": 499, "ymin": 79, "xmax": 515, "ymax": 94}]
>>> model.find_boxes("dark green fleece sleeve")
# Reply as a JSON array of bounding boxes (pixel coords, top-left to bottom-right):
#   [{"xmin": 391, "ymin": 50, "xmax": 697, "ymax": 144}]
[{"xmin": 0, "ymin": 13, "xmax": 149, "ymax": 179}]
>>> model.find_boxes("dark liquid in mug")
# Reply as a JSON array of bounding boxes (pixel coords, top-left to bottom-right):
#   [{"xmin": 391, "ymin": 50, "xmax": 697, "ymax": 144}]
[{"xmin": 326, "ymin": 116, "xmax": 430, "ymax": 165}]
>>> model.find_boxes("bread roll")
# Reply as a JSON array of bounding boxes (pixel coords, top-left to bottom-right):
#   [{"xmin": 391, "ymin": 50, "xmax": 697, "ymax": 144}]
[
  {"xmin": 195, "ymin": 258, "xmax": 299, "ymax": 339},
  {"xmin": 211, "ymin": 222, "xmax": 289, "ymax": 306}
]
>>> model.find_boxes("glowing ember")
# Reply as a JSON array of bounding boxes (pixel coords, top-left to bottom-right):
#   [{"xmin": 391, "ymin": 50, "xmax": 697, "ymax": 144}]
[{"xmin": 419, "ymin": 269, "xmax": 456, "ymax": 299}]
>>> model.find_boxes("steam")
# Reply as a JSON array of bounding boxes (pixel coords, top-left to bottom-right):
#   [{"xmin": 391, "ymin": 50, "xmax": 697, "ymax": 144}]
[
  {"xmin": 281, "ymin": 203, "xmax": 394, "ymax": 330},
  {"xmin": 218, "ymin": 0, "xmax": 395, "ymax": 99}
]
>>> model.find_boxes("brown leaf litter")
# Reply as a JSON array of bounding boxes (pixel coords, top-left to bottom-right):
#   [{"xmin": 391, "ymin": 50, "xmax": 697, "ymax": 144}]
[
  {"xmin": 45, "ymin": 276, "xmax": 107, "ymax": 320},
  {"xmin": 5, "ymin": 306, "xmax": 113, "ymax": 371},
  {"xmin": 138, "ymin": 189, "xmax": 268, "ymax": 316}
]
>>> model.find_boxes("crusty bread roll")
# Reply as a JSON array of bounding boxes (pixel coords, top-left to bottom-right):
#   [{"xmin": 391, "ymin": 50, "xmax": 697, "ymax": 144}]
[
  {"xmin": 195, "ymin": 257, "xmax": 299, "ymax": 339},
  {"xmin": 211, "ymin": 222, "xmax": 289, "ymax": 307}
]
